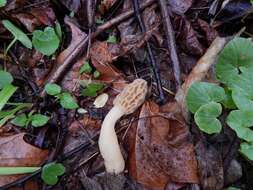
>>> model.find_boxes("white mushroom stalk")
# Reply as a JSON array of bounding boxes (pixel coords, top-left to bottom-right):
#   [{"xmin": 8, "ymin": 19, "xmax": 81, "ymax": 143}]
[{"xmin": 98, "ymin": 79, "xmax": 148, "ymax": 174}]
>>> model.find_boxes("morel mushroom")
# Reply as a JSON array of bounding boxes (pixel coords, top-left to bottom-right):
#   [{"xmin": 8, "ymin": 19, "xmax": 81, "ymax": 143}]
[{"xmin": 98, "ymin": 79, "xmax": 148, "ymax": 174}]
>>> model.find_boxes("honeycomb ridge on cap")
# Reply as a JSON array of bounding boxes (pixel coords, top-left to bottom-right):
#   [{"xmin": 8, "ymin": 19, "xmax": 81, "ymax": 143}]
[{"xmin": 113, "ymin": 79, "xmax": 148, "ymax": 115}]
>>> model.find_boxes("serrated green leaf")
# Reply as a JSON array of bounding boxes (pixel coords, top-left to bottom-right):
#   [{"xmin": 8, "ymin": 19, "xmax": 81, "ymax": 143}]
[
  {"xmin": 32, "ymin": 27, "xmax": 60, "ymax": 56},
  {"xmin": 226, "ymin": 110, "xmax": 253, "ymax": 142},
  {"xmin": 79, "ymin": 61, "xmax": 92, "ymax": 74},
  {"xmin": 0, "ymin": 70, "xmax": 13, "ymax": 89},
  {"xmin": 0, "ymin": 167, "xmax": 40, "ymax": 175},
  {"xmin": 0, "ymin": 0, "xmax": 7, "ymax": 7},
  {"xmin": 45, "ymin": 83, "xmax": 61, "ymax": 96},
  {"xmin": 215, "ymin": 37, "xmax": 253, "ymax": 85},
  {"xmin": 11, "ymin": 113, "xmax": 27, "ymax": 127},
  {"xmin": 30, "ymin": 114, "xmax": 49, "ymax": 127},
  {"xmin": 0, "ymin": 84, "xmax": 17, "ymax": 111},
  {"xmin": 194, "ymin": 102, "xmax": 222, "ymax": 134},
  {"xmin": 186, "ymin": 82, "xmax": 225, "ymax": 113},
  {"xmin": 41, "ymin": 163, "xmax": 65, "ymax": 185},
  {"xmin": 2, "ymin": 20, "xmax": 32, "ymax": 49},
  {"xmin": 107, "ymin": 35, "xmax": 117, "ymax": 43},
  {"xmin": 60, "ymin": 93, "xmax": 78, "ymax": 109}
]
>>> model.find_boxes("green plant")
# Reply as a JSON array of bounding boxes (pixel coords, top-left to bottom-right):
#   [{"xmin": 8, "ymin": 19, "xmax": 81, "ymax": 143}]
[
  {"xmin": 107, "ymin": 35, "xmax": 117, "ymax": 43},
  {"xmin": 32, "ymin": 26, "xmax": 60, "ymax": 56},
  {"xmin": 79, "ymin": 61, "xmax": 92, "ymax": 74},
  {"xmin": 0, "ymin": 162, "xmax": 65, "ymax": 186},
  {"xmin": 11, "ymin": 111, "xmax": 49, "ymax": 128},
  {"xmin": 0, "ymin": 84, "xmax": 17, "ymax": 111},
  {"xmin": 0, "ymin": 0, "xmax": 6, "ymax": 7},
  {"xmin": 45, "ymin": 83, "xmax": 79, "ymax": 109},
  {"xmin": 41, "ymin": 162, "xmax": 65, "ymax": 185},
  {"xmin": 2, "ymin": 20, "xmax": 32, "ymax": 53},
  {"xmin": 0, "ymin": 70, "xmax": 13, "ymax": 89},
  {"xmin": 0, "ymin": 167, "xmax": 40, "ymax": 175},
  {"xmin": 186, "ymin": 37, "xmax": 253, "ymax": 161},
  {"xmin": 81, "ymin": 81, "xmax": 104, "ymax": 97},
  {"xmin": 227, "ymin": 187, "xmax": 240, "ymax": 190}
]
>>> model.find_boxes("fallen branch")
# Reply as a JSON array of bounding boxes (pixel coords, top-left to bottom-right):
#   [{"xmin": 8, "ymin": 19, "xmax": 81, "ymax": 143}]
[
  {"xmin": 158, "ymin": 0, "xmax": 181, "ymax": 89},
  {"xmin": 175, "ymin": 37, "xmax": 228, "ymax": 120},
  {"xmin": 132, "ymin": 0, "xmax": 165, "ymax": 104}
]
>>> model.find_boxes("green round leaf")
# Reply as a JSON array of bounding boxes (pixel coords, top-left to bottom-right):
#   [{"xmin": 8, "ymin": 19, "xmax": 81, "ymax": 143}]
[
  {"xmin": 0, "ymin": 0, "xmax": 6, "ymax": 7},
  {"xmin": 60, "ymin": 93, "xmax": 78, "ymax": 109},
  {"xmin": 93, "ymin": 70, "xmax": 100, "ymax": 78},
  {"xmin": 226, "ymin": 110, "xmax": 253, "ymax": 142},
  {"xmin": 186, "ymin": 82, "xmax": 225, "ymax": 113},
  {"xmin": 11, "ymin": 114, "xmax": 27, "ymax": 127},
  {"xmin": 240, "ymin": 142, "xmax": 253, "ymax": 161},
  {"xmin": 227, "ymin": 187, "xmax": 241, "ymax": 190},
  {"xmin": 215, "ymin": 37, "xmax": 253, "ymax": 84},
  {"xmin": 0, "ymin": 70, "xmax": 13, "ymax": 89},
  {"xmin": 194, "ymin": 102, "xmax": 222, "ymax": 134},
  {"xmin": 41, "ymin": 163, "xmax": 65, "ymax": 185},
  {"xmin": 45, "ymin": 83, "xmax": 61, "ymax": 96},
  {"xmin": 32, "ymin": 27, "xmax": 60, "ymax": 56},
  {"xmin": 229, "ymin": 71, "xmax": 253, "ymax": 111},
  {"xmin": 2, "ymin": 20, "xmax": 32, "ymax": 49},
  {"xmin": 31, "ymin": 114, "xmax": 49, "ymax": 127},
  {"xmin": 79, "ymin": 61, "xmax": 92, "ymax": 74},
  {"xmin": 221, "ymin": 88, "xmax": 237, "ymax": 109}
]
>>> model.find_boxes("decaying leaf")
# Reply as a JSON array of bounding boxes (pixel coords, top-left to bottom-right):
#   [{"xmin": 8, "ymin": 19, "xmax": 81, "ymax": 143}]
[
  {"xmin": 127, "ymin": 101, "xmax": 199, "ymax": 189},
  {"xmin": 0, "ymin": 133, "xmax": 48, "ymax": 186}
]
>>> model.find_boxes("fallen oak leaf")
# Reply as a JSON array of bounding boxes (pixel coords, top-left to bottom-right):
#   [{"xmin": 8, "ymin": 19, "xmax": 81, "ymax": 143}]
[{"xmin": 0, "ymin": 133, "xmax": 48, "ymax": 187}]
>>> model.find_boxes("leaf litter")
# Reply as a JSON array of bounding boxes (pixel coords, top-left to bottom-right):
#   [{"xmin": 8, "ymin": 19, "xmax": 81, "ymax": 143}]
[{"xmin": 0, "ymin": 0, "xmax": 253, "ymax": 189}]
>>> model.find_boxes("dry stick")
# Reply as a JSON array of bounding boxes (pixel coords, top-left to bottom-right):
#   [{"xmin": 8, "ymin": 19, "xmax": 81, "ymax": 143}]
[
  {"xmin": 132, "ymin": 0, "xmax": 166, "ymax": 104},
  {"xmin": 41, "ymin": 0, "xmax": 156, "ymax": 98},
  {"xmin": 175, "ymin": 37, "xmax": 228, "ymax": 120},
  {"xmin": 158, "ymin": 0, "xmax": 181, "ymax": 89}
]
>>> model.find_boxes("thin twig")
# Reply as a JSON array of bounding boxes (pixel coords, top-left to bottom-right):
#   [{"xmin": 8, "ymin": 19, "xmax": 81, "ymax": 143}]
[
  {"xmin": 158, "ymin": 0, "xmax": 181, "ymax": 89},
  {"xmin": 132, "ymin": 0, "xmax": 165, "ymax": 104}
]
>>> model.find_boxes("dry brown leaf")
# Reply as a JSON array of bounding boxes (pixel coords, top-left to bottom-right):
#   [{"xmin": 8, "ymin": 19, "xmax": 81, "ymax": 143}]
[
  {"xmin": 0, "ymin": 133, "xmax": 48, "ymax": 187},
  {"xmin": 127, "ymin": 101, "xmax": 199, "ymax": 189}
]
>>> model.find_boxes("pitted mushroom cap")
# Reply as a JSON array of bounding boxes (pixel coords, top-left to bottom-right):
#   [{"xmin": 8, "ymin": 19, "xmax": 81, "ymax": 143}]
[{"xmin": 113, "ymin": 79, "xmax": 148, "ymax": 115}]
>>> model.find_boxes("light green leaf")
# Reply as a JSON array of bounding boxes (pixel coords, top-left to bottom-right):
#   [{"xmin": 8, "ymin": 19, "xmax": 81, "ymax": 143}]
[
  {"xmin": 93, "ymin": 70, "xmax": 100, "ymax": 78},
  {"xmin": 215, "ymin": 37, "xmax": 253, "ymax": 85},
  {"xmin": 0, "ymin": 84, "xmax": 17, "ymax": 111},
  {"xmin": 186, "ymin": 82, "xmax": 225, "ymax": 113},
  {"xmin": 45, "ymin": 83, "xmax": 61, "ymax": 96},
  {"xmin": 194, "ymin": 102, "xmax": 222, "ymax": 134},
  {"xmin": 221, "ymin": 88, "xmax": 237, "ymax": 109},
  {"xmin": 227, "ymin": 187, "xmax": 241, "ymax": 190},
  {"xmin": 107, "ymin": 35, "xmax": 117, "ymax": 43},
  {"xmin": 0, "ymin": 0, "xmax": 6, "ymax": 7},
  {"xmin": 79, "ymin": 61, "xmax": 92, "ymax": 74},
  {"xmin": 0, "ymin": 167, "xmax": 40, "ymax": 175},
  {"xmin": 55, "ymin": 21, "xmax": 62, "ymax": 41},
  {"xmin": 96, "ymin": 19, "xmax": 104, "ymax": 24},
  {"xmin": 240, "ymin": 142, "xmax": 253, "ymax": 161},
  {"xmin": 60, "ymin": 93, "xmax": 78, "ymax": 109},
  {"xmin": 32, "ymin": 27, "xmax": 60, "ymax": 56},
  {"xmin": 82, "ymin": 83, "xmax": 104, "ymax": 97},
  {"xmin": 2, "ymin": 20, "xmax": 32, "ymax": 49},
  {"xmin": 229, "ymin": 71, "xmax": 253, "ymax": 111},
  {"xmin": 226, "ymin": 110, "xmax": 253, "ymax": 142},
  {"xmin": 30, "ymin": 114, "xmax": 49, "ymax": 127},
  {"xmin": 41, "ymin": 163, "xmax": 65, "ymax": 185},
  {"xmin": 11, "ymin": 113, "xmax": 27, "ymax": 127},
  {"xmin": 0, "ymin": 70, "xmax": 13, "ymax": 89}
]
